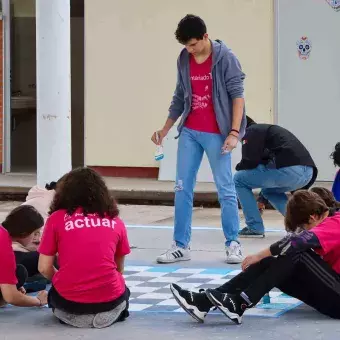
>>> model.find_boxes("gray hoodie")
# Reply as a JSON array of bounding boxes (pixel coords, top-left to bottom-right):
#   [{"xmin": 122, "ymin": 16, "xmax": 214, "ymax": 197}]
[{"xmin": 168, "ymin": 40, "xmax": 246, "ymax": 138}]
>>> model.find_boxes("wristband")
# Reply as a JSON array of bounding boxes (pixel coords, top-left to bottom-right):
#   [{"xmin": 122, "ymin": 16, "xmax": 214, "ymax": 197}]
[{"xmin": 230, "ymin": 129, "xmax": 239, "ymax": 134}]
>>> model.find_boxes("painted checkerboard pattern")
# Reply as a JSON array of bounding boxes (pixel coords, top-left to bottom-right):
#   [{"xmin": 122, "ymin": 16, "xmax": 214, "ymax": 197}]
[{"xmin": 125, "ymin": 265, "xmax": 302, "ymax": 318}]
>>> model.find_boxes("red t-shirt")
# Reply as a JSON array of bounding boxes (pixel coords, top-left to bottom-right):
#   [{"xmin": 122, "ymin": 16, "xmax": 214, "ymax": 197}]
[
  {"xmin": 312, "ymin": 213, "xmax": 340, "ymax": 274},
  {"xmin": 185, "ymin": 54, "xmax": 220, "ymax": 134},
  {"xmin": 0, "ymin": 226, "xmax": 17, "ymax": 285},
  {"xmin": 38, "ymin": 209, "xmax": 131, "ymax": 303}
]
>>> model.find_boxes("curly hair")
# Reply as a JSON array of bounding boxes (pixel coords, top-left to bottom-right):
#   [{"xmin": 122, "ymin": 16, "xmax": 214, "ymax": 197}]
[
  {"xmin": 331, "ymin": 142, "xmax": 340, "ymax": 167},
  {"xmin": 49, "ymin": 167, "xmax": 119, "ymax": 218},
  {"xmin": 2, "ymin": 205, "xmax": 44, "ymax": 238},
  {"xmin": 175, "ymin": 14, "xmax": 207, "ymax": 45},
  {"xmin": 285, "ymin": 190, "xmax": 329, "ymax": 233}
]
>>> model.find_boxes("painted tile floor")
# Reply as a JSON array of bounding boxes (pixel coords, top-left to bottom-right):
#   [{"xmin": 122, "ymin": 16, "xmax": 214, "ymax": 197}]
[
  {"xmin": 123, "ymin": 265, "xmax": 302, "ymax": 318},
  {"xmin": 7, "ymin": 265, "xmax": 301, "ymax": 319}
]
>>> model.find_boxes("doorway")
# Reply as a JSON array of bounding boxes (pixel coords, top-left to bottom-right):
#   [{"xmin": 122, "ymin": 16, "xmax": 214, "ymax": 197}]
[{"xmin": 8, "ymin": 0, "xmax": 84, "ymax": 173}]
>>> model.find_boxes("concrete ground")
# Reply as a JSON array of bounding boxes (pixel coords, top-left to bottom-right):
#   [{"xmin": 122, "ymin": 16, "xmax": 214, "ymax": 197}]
[
  {"xmin": 0, "ymin": 173, "xmax": 333, "ymax": 206},
  {"xmin": 1, "ymin": 202, "xmax": 339, "ymax": 339}
]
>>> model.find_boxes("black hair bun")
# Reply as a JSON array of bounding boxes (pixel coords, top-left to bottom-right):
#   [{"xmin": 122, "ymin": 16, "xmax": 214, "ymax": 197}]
[{"xmin": 45, "ymin": 181, "xmax": 57, "ymax": 190}]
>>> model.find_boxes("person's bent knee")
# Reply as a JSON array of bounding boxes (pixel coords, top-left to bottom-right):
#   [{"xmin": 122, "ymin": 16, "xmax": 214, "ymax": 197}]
[{"xmin": 233, "ymin": 171, "xmax": 248, "ymax": 188}]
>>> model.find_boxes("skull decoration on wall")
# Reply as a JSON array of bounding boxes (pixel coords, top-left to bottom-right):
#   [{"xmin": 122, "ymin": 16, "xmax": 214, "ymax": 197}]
[
  {"xmin": 325, "ymin": 0, "xmax": 340, "ymax": 11},
  {"xmin": 297, "ymin": 37, "xmax": 312, "ymax": 60}
]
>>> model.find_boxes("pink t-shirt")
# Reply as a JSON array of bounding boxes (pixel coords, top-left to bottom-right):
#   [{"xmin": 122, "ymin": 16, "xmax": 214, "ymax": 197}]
[
  {"xmin": 185, "ymin": 54, "xmax": 220, "ymax": 134},
  {"xmin": 38, "ymin": 209, "xmax": 131, "ymax": 303},
  {"xmin": 312, "ymin": 213, "xmax": 340, "ymax": 274},
  {"xmin": 0, "ymin": 226, "xmax": 17, "ymax": 285}
]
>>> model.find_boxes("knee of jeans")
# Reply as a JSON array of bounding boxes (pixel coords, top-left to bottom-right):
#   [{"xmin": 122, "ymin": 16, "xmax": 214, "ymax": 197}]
[
  {"xmin": 233, "ymin": 172, "xmax": 244, "ymax": 187},
  {"xmin": 217, "ymin": 186, "xmax": 236, "ymax": 201},
  {"xmin": 174, "ymin": 179, "xmax": 184, "ymax": 192}
]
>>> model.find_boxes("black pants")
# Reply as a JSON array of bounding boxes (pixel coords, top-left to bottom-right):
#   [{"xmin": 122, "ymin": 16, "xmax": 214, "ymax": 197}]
[
  {"xmin": 14, "ymin": 251, "xmax": 40, "ymax": 278},
  {"xmin": 48, "ymin": 285, "xmax": 130, "ymax": 320},
  {"xmin": 216, "ymin": 250, "xmax": 340, "ymax": 319},
  {"xmin": 0, "ymin": 264, "xmax": 28, "ymax": 301},
  {"xmin": 15, "ymin": 251, "xmax": 59, "ymax": 279}
]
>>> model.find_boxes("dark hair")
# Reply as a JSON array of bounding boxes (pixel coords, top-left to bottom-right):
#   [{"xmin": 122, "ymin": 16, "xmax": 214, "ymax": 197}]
[
  {"xmin": 49, "ymin": 167, "xmax": 119, "ymax": 218},
  {"xmin": 331, "ymin": 142, "xmax": 340, "ymax": 167},
  {"xmin": 175, "ymin": 15, "xmax": 207, "ymax": 44},
  {"xmin": 2, "ymin": 205, "xmax": 44, "ymax": 238},
  {"xmin": 285, "ymin": 190, "xmax": 329, "ymax": 232},
  {"xmin": 45, "ymin": 175, "xmax": 65, "ymax": 191},
  {"xmin": 45, "ymin": 181, "xmax": 57, "ymax": 190},
  {"xmin": 310, "ymin": 187, "xmax": 340, "ymax": 215},
  {"xmin": 246, "ymin": 115, "xmax": 256, "ymax": 128}
]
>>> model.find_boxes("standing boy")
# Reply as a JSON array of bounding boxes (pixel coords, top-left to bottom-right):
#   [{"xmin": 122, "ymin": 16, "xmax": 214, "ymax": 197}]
[{"xmin": 151, "ymin": 15, "xmax": 246, "ymax": 264}]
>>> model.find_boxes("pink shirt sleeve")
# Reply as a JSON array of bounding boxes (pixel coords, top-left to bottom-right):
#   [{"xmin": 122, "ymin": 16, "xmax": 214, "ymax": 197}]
[
  {"xmin": 38, "ymin": 214, "xmax": 58, "ymax": 256},
  {"xmin": 115, "ymin": 219, "xmax": 131, "ymax": 257},
  {"xmin": 312, "ymin": 216, "xmax": 340, "ymax": 254},
  {"xmin": 0, "ymin": 230, "xmax": 18, "ymax": 285}
]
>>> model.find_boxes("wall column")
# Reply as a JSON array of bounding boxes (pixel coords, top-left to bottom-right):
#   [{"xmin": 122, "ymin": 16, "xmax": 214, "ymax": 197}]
[{"xmin": 36, "ymin": 0, "xmax": 71, "ymax": 186}]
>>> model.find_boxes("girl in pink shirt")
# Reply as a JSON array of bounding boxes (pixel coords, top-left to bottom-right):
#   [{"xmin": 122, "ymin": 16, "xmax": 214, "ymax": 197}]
[
  {"xmin": 170, "ymin": 191, "xmax": 340, "ymax": 324},
  {"xmin": 38, "ymin": 168, "xmax": 131, "ymax": 328}
]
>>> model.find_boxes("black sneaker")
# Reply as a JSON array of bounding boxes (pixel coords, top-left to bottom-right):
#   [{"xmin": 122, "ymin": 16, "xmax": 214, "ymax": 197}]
[
  {"xmin": 170, "ymin": 284, "xmax": 212, "ymax": 323},
  {"xmin": 205, "ymin": 289, "xmax": 247, "ymax": 325}
]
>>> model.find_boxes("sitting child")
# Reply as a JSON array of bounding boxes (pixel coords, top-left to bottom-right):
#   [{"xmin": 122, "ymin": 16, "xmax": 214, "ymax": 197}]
[
  {"xmin": 331, "ymin": 143, "xmax": 340, "ymax": 201},
  {"xmin": 170, "ymin": 190, "xmax": 340, "ymax": 324},
  {"xmin": 21, "ymin": 181, "xmax": 58, "ymax": 251},
  {"xmin": 0, "ymin": 205, "xmax": 48, "ymax": 308},
  {"xmin": 12, "ymin": 181, "xmax": 59, "ymax": 288},
  {"xmin": 38, "ymin": 167, "xmax": 131, "ymax": 328}
]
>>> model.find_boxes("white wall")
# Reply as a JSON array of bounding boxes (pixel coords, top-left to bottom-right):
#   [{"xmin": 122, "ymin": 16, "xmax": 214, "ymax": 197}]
[
  {"xmin": 85, "ymin": 0, "xmax": 274, "ymax": 167},
  {"xmin": 277, "ymin": 0, "xmax": 340, "ymax": 181}
]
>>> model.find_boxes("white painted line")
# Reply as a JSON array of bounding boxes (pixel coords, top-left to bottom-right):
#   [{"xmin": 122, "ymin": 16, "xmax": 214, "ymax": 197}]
[
  {"xmin": 125, "ymin": 265, "xmax": 153, "ymax": 272},
  {"xmin": 137, "ymin": 293, "xmax": 173, "ymax": 300},
  {"xmin": 126, "ymin": 224, "xmax": 286, "ymax": 233}
]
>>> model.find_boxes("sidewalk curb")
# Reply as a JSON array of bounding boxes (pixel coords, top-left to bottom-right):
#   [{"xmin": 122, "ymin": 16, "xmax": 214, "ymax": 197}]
[{"xmin": 0, "ymin": 186, "xmax": 271, "ymax": 208}]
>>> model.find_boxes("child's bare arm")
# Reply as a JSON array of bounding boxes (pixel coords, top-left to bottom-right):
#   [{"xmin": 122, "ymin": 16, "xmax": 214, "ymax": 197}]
[
  {"xmin": 0, "ymin": 284, "xmax": 47, "ymax": 307},
  {"xmin": 115, "ymin": 255, "xmax": 125, "ymax": 274},
  {"xmin": 38, "ymin": 254, "xmax": 58, "ymax": 280}
]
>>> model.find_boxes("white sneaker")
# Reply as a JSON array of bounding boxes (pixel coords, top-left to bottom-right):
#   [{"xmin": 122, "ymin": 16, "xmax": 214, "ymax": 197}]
[
  {"xmin": 226, "ymin": 241, "xmax": 243, "ymax": 264},
  {"xmin": 157, "ymin": 245, "xmax": 191, "ymax": 264}
]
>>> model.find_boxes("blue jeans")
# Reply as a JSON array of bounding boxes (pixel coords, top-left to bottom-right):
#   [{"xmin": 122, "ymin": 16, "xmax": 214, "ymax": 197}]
[
  {"xmin": 234, "ymin": 164, "xmax": 314, "ymax": 233},
  {"xmin": 174, "ymin": 128, "xmax": 240, "ymax": 248}
]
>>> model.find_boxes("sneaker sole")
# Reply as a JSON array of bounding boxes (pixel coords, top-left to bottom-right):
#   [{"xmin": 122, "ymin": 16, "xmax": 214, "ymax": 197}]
[
  {"xmin": 156, "ymin": 257, "xmax": 191, "ymax": 264},
  {"xmin": 205, "ymin": 291, "xmax": 242, "ymax": 325},
  {"xmin": 239, "ymin": 234, "xmax": 265, "ymax": 238},
  {"xmin": 170, "ymin": 284, "xmax": 205, "ymax": 323},
  {"xmin": 225, "ymin": 257, "xmax": 243, "ymax": 264}
]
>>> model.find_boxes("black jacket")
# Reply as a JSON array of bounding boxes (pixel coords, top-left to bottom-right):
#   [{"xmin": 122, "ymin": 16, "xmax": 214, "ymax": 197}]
[{"xmin": 236, "ymin": 124, "xmax": 318, "ymax": 189}]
